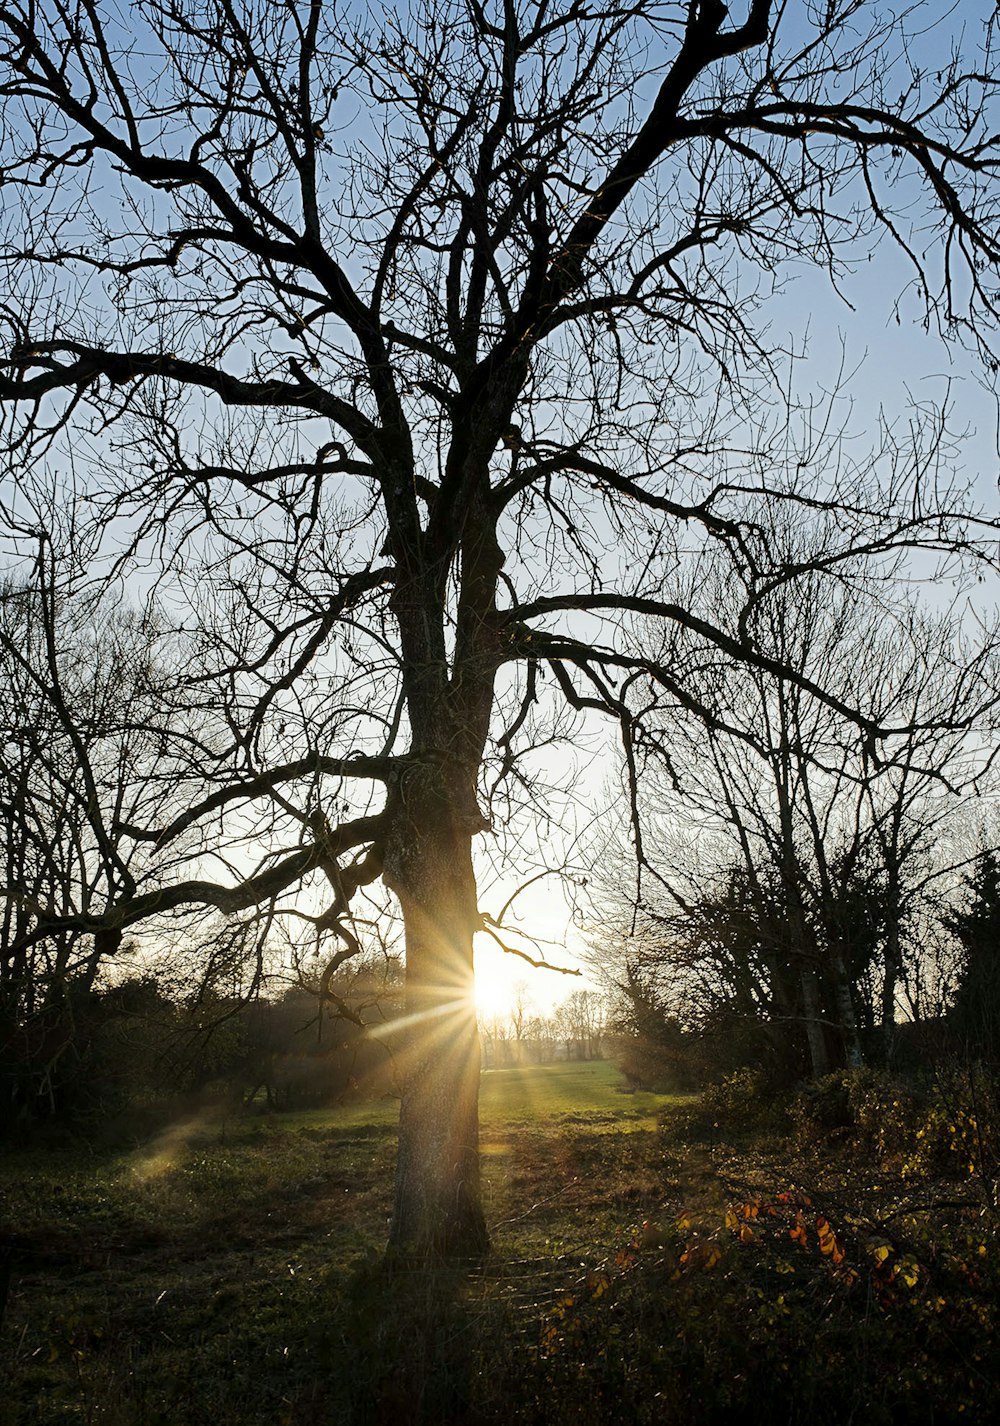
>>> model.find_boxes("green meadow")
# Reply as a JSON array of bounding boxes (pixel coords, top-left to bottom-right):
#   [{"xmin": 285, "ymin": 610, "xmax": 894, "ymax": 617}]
[{"xmin": 2, "ymin": 1061, "xmax": 997, "ymax": 1425}]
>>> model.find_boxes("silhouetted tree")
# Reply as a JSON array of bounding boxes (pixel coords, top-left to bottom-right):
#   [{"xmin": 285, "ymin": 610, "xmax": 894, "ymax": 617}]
[
  {"xmin": 587, "ymin": 562, "xmax": 995, "ymax": 1082},
  {"xmin": 2, "ymin": 0, "xmax": 999, "ymax": 1252},
  {"xmin": 0, "ymin": 570, "xmax": 163, "ymax": 1126},
  {"xmin": 947, "ymin": 851, "xmax": 1000, "ymax": 1062}
]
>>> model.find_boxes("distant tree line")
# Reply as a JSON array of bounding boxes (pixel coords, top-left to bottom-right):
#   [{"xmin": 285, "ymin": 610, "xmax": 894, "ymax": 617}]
[
  {"xmin": 0, "ymin": 951, "xmax": 405, "ymax": 1140},
  {"xmin": 479, "ymin": 987, "xmax": 607, "ymax": 1069}
]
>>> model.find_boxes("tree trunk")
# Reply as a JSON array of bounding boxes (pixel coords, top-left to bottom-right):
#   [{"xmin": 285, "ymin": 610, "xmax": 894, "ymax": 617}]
[
  {"xmin": 829, "ymin": 950, "xmax": 864, "ymax": 1070},
  {"xmin": 798, "ymin": 959, "xmax": 831, "ymax": 1078},
  {"xmin": 383, "ymin": 766, "xmax": 489, "ymax": 1258},
  {"xmin": 881, "ymin": 915, "xmax": 902, "ymax": 1067}
]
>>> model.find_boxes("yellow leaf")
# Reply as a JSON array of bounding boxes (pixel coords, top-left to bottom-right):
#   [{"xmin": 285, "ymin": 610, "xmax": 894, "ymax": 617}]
[
  {"xmin": 899, "ymin": 1260, "xmax": 920, "ymax": 1289},
  {"xmin": 680, "ymin": 1240, "xmax": 722, "ymax": 1272}
]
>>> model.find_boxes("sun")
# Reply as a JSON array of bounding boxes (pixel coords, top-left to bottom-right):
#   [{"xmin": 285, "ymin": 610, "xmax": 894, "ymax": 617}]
[
  {"xmin": 472, "ymin": 934, "xmax": 521, "ymax": 1019},
  {"xmin": 472, "ymin": 902, "xmax": 587, "ymax": 1021}
]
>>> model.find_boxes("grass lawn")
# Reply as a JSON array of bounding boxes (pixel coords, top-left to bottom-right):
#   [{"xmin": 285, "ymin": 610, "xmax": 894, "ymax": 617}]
[
  {"xmin": 481, "ymin": 1058, "xmax": 675, "ymax": 1124},
  {"xmin": 1, "ymin": 1060, "xmax": 997, "ymax": 1425},
  {"xmin": 262, "ymin": 1058, "xmax": 676, "ymax": 1134}
]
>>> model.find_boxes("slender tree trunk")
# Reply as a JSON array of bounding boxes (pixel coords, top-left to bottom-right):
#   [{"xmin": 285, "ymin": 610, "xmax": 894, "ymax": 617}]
[
  {"xmin": 759, "ymin": 945, "xmax": 799, "ymax": 1074},
  {"xmin": 383, "ymin": 766, "xmax": 488, "ymax": 1258},
  {"xmin": 829, "ymin": 950, "xmax": 863, "ymax": 1070},
  {"xmin": 881, "ymin": 914, "xmax": 902, "ymax": 1067},
  {"xmin": 798, "ymin": 959, "xmax": 831, "ymax": 1078}
]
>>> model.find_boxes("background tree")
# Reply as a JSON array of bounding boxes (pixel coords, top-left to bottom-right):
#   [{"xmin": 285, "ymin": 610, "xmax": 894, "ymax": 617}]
[
  {"xmin": 946, "ymin": 850, "xmax": 1000, "ymax": 1062},
  {"xmin": 554, "ymin": 989, "xmax": 605, "ymax": 1061},
  {"xmin": 523, "ymin": 1011, "xmax": 558, "ymax": 1064},
  {"xmin": 586, "ymin": 553, "xmax": 997, "ymax": 1083},
  {"xmin": 0, "ymin": 551, "xmax": 165, "ymax": 1125},
  {"xmin": 1, "ymin": 0, "xmax": 999, "ymax": 1253}
]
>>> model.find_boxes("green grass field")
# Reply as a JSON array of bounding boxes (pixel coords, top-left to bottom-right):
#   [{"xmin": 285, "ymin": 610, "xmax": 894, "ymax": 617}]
[
  {"xmin": 258, "ymin": 1058, "xmax": 676, "ymax": 1134},
  {"xmin": 481, "ymin": 1058, "xmax": 675, "ymax": 1124},
  {"xmin": 1, "ymin": 1060, "xmax": 998, "ymax": 1425}
]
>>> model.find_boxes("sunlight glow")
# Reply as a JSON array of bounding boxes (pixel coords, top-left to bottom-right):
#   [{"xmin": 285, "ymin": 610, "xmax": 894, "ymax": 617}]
[
  {"xmin": 367, "ymin": 994, "xmax": 472, "ymax": 1040},
  {"xmin": 473, "ymin": 921, "xmax": 585, "ymax": 1019},
  {"xmin": 473, "ymin": 938, "xmax": 521, "ymax": 1018},
  {"xmin": 130, "ymin": 1110, "xmax": 219, "ymax": 1183}
]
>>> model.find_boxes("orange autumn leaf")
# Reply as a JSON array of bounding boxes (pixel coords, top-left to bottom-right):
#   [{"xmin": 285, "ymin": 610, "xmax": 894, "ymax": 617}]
[
  {"xmin": 815, "ymin": 1215, "xmax": 845, "ymax": 1263},
  {"xmin": 680, "ymin": 1240, "xmax": 723, "ymax": 1272}
]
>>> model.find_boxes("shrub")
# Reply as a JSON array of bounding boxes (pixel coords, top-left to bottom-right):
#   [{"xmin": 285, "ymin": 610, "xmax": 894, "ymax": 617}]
[
  {"xmin": 662, "ymin": 1066, "xmax": 785, "ymax": 1142},
  {"xmin": 788, "ymin": 1064, "xmax": 1000, "ymax": 1192}
]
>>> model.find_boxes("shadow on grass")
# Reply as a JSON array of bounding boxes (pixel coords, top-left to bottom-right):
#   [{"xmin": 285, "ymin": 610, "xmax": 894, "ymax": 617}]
[{"xmin": 317, "ymin": 1258, "xmax": 494, "ymax": 1426}]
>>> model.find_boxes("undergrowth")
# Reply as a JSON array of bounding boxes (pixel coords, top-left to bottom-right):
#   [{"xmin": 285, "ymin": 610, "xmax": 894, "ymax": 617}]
[{"xmin": 1, "ymin": 1062, "xmax": 997, "ymax": 1424}]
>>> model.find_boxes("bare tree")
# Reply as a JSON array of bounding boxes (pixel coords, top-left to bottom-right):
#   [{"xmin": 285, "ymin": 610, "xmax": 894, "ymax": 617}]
[
  {"xmin": 508, "ymin": 978, "xmax": 530, "ymax": 1063},
  {"xmin": 1, "ymin": 0, "xmax": 999, "ymax": 1253},
  {"xmin": 587, "ymin": 550, "xmax": 997, "ymax": 1080},
  {"xmin": 554, "ymin": 988, "xmax": 606, "ymax": 1060},
  {"xmin": 0, "ymin": 547, "xmax": 164, "ymax": 1119}
]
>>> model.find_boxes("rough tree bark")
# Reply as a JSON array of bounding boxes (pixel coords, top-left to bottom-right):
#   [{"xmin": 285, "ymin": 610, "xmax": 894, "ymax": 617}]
[{"xmin": 383, "ymin": 769, "xmax": 488, "ymax": 1255}]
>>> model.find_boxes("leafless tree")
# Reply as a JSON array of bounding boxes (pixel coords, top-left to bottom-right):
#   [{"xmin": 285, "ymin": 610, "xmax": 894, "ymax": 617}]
[
  {"xmin": 554, "ymin": 988, "xmax": 606, "ymax": 1060},
  {"xmin": 1, "ymin": 0, "xmax": 999, "ymax": 1252},
  {"xmin": 508, "ymin": 978, "xmax": 530, "ymax": 1063},
  {"xmin": 587, "ymin": 547, "xmax": 998, "ymax": 1080},
  {"xmin": 0, "ymin": 542, "xmax": 165, "ymax": 1118}
]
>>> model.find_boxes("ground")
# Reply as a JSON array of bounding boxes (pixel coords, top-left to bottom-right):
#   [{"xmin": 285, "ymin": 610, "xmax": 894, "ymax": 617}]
[{"xmin": 1, "ymin": 1061, "xmax": 997, "ymax": 1424}]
